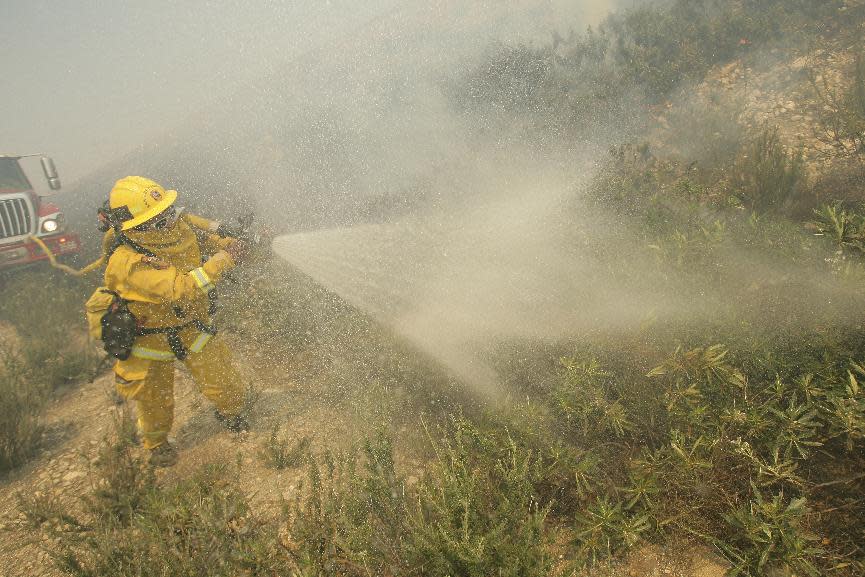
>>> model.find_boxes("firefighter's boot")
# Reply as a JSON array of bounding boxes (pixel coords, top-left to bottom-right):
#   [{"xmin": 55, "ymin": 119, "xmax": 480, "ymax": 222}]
[{"xmin": 147, "ymin": 442, "xmax": 178, "ymax": 468}]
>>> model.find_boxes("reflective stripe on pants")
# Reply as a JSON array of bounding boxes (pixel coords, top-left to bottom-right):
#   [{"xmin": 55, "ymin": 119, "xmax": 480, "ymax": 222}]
[
  {"xmin": 131, "ymin": 346, "xmax": 175, "ymax": 361},
  {"xmin": 188, "ymin": 331, "xmax": 213, "ymax": 353},
  {"xmin": 131, "ymin": 331, "xmax": 213, "ymax": 360},
  {"xmin": 116, "ymin": 335, "xmax": 245, "ymax": 449}
]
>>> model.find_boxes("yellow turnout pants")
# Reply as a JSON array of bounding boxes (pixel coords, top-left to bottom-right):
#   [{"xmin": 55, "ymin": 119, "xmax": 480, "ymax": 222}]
[{"xmin": 114, "ymin": 332, "xmax": 244, "ymax": 449}]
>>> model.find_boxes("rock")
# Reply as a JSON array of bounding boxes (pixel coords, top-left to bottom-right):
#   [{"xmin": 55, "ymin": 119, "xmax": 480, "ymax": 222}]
[
  {"xmin": 62, "ymin": 470, "xmax": 85, "ymax": 482},
  {"xmin": 791, "ymin": 56, "xmax": 810, "ymax": 70}
]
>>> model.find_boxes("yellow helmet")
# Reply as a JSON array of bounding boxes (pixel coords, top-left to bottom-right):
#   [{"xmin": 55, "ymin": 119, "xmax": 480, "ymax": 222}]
[{"xmin": 109, "ymin": 176, "xmax": 178, "ymax": 231}]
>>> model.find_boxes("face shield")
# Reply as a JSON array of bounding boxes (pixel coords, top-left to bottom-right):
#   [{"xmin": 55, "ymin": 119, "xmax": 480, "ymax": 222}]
[{"xmin": 137, "ymin": 206, "xmax": 186, "ymax": 231}]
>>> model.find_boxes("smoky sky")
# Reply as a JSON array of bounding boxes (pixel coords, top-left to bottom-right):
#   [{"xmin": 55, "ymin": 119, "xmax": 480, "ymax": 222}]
[
  {"xmin": 0, "ymin": 0, "xmax": 622, "ymax": 192},
  {"xmin": 1, "ymin": 0, "xmax": 399, "ymax": 187}
]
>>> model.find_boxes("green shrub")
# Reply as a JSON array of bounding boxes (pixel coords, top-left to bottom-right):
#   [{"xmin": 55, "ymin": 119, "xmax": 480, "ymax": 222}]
[
  {"xmin": 719, "ymin": 487, "xmax": 822, "ymax": 577},
  {"xmin": 547, "ymin": 341, "xmax": 865, "ymax": 574},
  {"xmin": 608, "ymin": 1, "xmax": 739, "ymax": 98},
  {"xmin": 280, "ymin": 446, "xmax": 376, "ymax": 574},
  {"xmin": 572, "ymin": 496, "xmax": 651, "ymax": 568},
  {"xmin": 811, "ymin": 202, "xmax": 865, "ymax": 252},
  {"xmin": 20, "ymin": 417, "xmax": 291, "ymax": 576},
  {"xmin": 258, "ymin": 426, "xmax": 310, "ymax": 470},
  {"xmin": 83, "ymin": 409, "xmax": 153, "ymax": 524},
  {"xmin": 828, "ymin": 366, "xmax": 865, "ymax": 450},
  {"xmin": 553, "ymin": 357, "xmax": 632, "ymax": 441},
  {"xmin": 283, "ymin": 425, "xmax": 554, "ymax": 576},
  {"xmin": 454, "ymin": 0, "xmax": 851, "ymax": 130},
  {"xmin": 58, "ymin": 466, "xmax": 285, "ymax": 577},
  {"xmin": 411, "ymin": 421, "xmax": 552, "ymax": 576},
  {"xmin": 732, "ymin": 128, "xmax": 807, "ymax": 214},
  {"xmin": 0, "ymin": 344, "xmax": 50, "ymax": 472},
  {"xmin": 811, "ymin": 49, "xmax": 865, "ymax": 157}
]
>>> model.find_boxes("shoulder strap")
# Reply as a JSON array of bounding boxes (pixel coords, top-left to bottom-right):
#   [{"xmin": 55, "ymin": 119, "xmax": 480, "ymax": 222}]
[{"xmin": 106, "ymin": 230, "xmax": 157, "ymax": 260}]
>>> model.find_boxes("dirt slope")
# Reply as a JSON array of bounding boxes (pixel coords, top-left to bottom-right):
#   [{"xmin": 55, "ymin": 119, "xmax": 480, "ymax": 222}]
[{"xmin": 0, "ymin": 332, "xmax": 375, "ymax": 577}]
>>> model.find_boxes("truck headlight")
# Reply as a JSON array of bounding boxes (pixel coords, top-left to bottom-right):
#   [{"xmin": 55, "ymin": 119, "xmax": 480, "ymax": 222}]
[{"xmin": 38, "ymin": 212, "xmax": 65, "ymax": 234}]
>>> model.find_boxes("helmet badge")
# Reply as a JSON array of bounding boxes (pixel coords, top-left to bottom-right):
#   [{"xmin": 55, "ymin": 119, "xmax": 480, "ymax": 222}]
[{"xmin": 150, "ymin": 189, "xmax": 162, "ymax": 201}]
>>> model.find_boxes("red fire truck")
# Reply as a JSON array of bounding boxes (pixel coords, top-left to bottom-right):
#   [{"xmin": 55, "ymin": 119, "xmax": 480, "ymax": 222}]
[{"xmin": 0, "ymin": 154, "xmax": 80, "ymax": 270}]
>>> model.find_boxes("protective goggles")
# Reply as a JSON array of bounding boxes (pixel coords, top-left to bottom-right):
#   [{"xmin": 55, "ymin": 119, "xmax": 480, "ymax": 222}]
[{"xmin": 140, "ymin": 206, "xmax": 185, "ymax": 230}]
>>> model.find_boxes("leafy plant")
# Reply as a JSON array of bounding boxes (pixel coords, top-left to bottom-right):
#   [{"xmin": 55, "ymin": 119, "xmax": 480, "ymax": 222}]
[
  {"xmin": 411, "ymin": 422, "xmax": 552, "ymax": 577},
  {"xmin": 719, "ymin": 486, "xmax": 822, "ymax": 577},
  {"xmin": 572, "ymin": 496, "xmax": 650, "ymax": 567},
  {"xmin": 0, "ymin": 271, "xmax": 102, "ymax": 472},
  {"xmin": 825, "ymin": 367, "xmax": 865, "ymax": 450},
  {"xmin": 281, "ymin": 422, "xmax": 555, "ymax": 576},
  {"xmin": 554, "ymin": 356, "xmax": 632, "ymax": 440},
  {"xmin": 811, "ymin": 202, "xmax": 865, "ymax": 253}
]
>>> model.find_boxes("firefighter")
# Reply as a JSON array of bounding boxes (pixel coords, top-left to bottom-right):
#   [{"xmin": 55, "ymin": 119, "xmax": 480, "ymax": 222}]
[{"xmin": 101, "ymin": 176, "xmax": 249, "ymax": 467}]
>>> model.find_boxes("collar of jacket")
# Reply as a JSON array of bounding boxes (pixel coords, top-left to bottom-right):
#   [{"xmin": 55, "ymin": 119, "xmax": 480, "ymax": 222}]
[{"xmin": 125, "ymin": 219, "xmax": 196, "ymax": 260}]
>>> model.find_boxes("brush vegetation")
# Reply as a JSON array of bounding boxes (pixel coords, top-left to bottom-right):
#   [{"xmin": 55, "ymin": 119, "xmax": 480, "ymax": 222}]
[
  {"xmin": 0, "ymin": 271, "xmax": 101, "ymax": 472},
  {"xmin": 27, "ymin": 336, "xmax": 865, "ymax": 575}
]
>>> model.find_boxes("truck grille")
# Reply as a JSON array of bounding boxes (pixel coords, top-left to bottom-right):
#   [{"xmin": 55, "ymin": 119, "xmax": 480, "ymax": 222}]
[{"xmin": 0, "ymin": 197, "xmax": 33, "ymax": 240}]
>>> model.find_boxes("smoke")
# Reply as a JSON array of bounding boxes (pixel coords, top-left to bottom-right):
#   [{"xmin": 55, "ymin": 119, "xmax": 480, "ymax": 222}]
[
  {"xmin": 48, "ymin": 2, "xmax": 628, "ymax": 243},
  {"xmin": 1, "ymin": 1, "xmax": 622, "ymax": 184}
]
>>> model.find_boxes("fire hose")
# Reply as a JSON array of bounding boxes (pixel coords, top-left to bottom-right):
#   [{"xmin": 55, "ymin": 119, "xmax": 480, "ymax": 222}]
[{"xmin": 29, "ymin": 234, "xmax": 105, "ymax": 277}]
